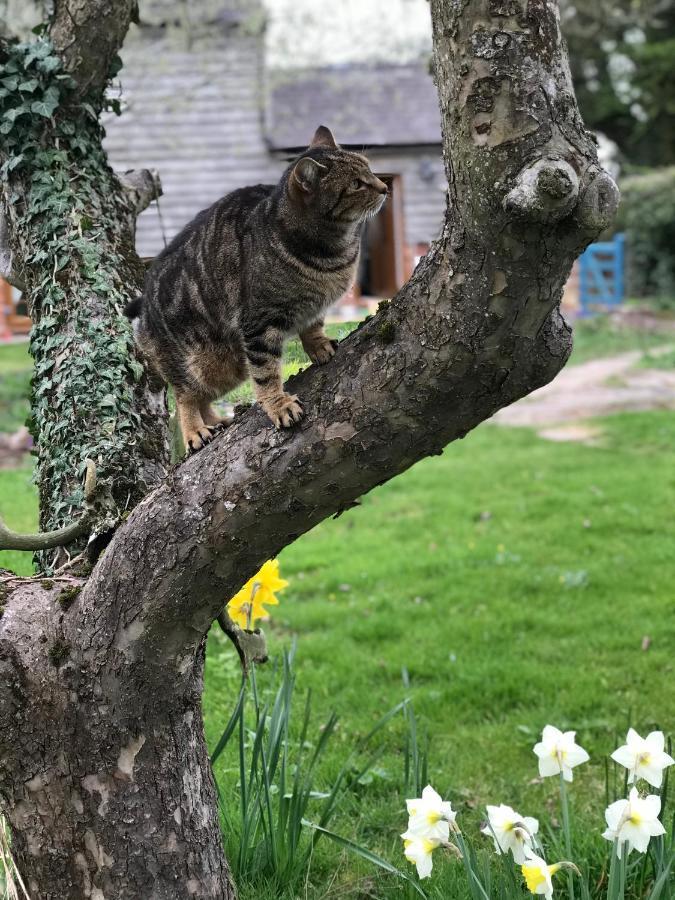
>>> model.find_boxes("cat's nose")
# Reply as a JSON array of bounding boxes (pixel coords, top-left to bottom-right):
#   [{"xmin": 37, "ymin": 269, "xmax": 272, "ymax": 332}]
[{"xmin": 374, "ymin": 179, "xmax": 388, "ymax": 195}]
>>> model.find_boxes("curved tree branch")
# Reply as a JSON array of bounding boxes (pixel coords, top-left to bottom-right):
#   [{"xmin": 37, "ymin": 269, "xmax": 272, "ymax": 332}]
[{"xmin": 73, "ymin": 0, "xmax": 620, "ymax": 686}]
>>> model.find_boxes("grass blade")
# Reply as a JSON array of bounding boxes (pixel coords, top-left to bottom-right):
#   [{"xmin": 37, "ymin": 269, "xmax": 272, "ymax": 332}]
[{"xmin": 302, "ymin": 819, "xmax": 427, "ymax": 898}]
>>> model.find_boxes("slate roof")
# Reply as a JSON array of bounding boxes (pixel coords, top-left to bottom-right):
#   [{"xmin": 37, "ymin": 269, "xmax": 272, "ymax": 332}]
[
  {"xmin": 103, "ymin": 10, "xmax": 443, "ymax": 257},
  {"xmin": 104, "ymin": 17, "xmax": 279, "ymax": 258},
  {"xmin": 265, "ymin": 63, "xmax": 442, "ymax": 151}
]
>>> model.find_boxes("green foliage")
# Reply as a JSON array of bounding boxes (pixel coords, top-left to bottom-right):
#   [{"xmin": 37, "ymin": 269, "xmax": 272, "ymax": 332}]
[
  {"xmin": 561, "ymin": 1, "xmax": 675, "ymax": 167},
  {"xmin": 0, "ymin": 38, "xmax": 154, "ymax": 566},
  {"xmin": 212, "ymin": 645, "xmax": 412, "ymax": 894},
  {"xmin": 203, "ymin": 407, "xmax": 675, "ymax": 898},
  {"xmin": 615, "ymin": 169, "xmax": 675, "ymax": 305}
]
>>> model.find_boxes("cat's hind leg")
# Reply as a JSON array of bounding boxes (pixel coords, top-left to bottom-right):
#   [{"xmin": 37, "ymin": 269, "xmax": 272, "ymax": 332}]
[
  {"xmin": 200, "ymin": 402, "xmax": 232, "ymax": 430},
  {"xmin": 300, "ymin": 320, "xmax": 338, "ymax": 365}
]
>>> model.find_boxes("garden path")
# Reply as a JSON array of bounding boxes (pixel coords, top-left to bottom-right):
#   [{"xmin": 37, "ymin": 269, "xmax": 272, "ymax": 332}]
[{"xmin": 493, "ymin": 346, "xmax": 675, "ymax": 442}]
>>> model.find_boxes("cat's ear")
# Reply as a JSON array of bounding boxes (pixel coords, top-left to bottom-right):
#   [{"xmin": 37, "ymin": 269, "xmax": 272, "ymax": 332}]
[
  {"xmin": 292, "ymin": 157, "xmax": 327, "ymax": 193},
  {"xmin": 310, "ymin": 125, "xmax": 339, "ymax": 150}
]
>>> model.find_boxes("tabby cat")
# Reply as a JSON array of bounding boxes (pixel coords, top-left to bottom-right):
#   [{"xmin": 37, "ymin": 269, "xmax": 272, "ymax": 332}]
[{"xmin": 126, "ymin": 125, "xmax": 388, "ymax": 451}]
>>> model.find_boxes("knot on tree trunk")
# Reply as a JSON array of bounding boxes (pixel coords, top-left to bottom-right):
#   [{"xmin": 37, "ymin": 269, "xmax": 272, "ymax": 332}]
[
  {"xmin": 118, "ymin": 169, "xmax": 163, "ymax": 215},
  {"xmin": 574, "ymin": 169, "xmax": 621, "ymax": 232},
  {"xmin": 502, "ymin": 158, "xmax": 580, "ymax": 223}
]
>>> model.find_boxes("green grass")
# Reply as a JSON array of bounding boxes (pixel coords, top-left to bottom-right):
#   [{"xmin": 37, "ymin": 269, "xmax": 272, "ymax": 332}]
[
  {"xmin": 639, "ymin": 348, "xmax": 675, "ymax": 370},
  {"xmin": 568, "ymin": 315, "xmax": 672, "ymax": 365},
  {"xmin": 0, "ymin": 464, "xmax": 36, "ymax": 575},
  {"xmin": 203, "ymin": 410, "xmax": 675, "ymax": 898},
  {"xmin": 1, "ymin": 324, "xmax": 674, "ymax": 896}
]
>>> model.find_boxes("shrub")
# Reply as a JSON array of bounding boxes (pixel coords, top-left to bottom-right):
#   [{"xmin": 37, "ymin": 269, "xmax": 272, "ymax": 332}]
[{"xmin": 615, "ymin": 168, "xmax": 675, "ymax": 307}]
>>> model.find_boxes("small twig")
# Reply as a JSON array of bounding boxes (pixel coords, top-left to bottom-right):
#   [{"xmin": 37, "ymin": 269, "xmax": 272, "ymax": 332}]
[
  {"xmin": 0, "ymin": 460, "xmax": 96, "ymax": 552},
  {"xmin": 216, "ymin": 609, "xmax": 268, "ymax": 673}
]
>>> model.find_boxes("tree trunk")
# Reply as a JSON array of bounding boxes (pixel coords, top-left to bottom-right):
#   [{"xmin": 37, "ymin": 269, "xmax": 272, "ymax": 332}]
[
  {"xmin": 0, "ymin": 0, "xmax": 618, "ymax": 897},
  {"xmin": 0, "ymin": 582, "xmax": 233, "ymax": 898}
]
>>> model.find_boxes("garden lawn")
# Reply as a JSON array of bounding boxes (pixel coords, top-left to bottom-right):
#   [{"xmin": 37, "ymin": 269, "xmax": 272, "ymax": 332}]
[
  {"xmin": 1, "ymin": 330, "xmax": 674, "ymax": 898},
  {"xmin": 204, "ymin": 410, "xmax": 675, "ymax": 898}
]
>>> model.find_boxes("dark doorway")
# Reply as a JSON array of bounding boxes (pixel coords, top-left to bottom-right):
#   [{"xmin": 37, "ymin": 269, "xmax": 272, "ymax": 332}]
[{"xmin": 357, "ymin": 174, "xmax": 406, "ymax": 298}]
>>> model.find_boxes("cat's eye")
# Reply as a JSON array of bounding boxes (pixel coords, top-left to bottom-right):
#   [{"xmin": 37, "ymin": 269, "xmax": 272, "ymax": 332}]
[{"xmin": 351, "ymin": 179, "xmax": 362, "ymax": 190}]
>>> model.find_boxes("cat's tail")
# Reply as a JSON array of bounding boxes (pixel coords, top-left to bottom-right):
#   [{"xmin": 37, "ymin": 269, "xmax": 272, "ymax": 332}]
[{"xmin": 124, "ymin": 296, "xmax": 143, "ymax": 320}]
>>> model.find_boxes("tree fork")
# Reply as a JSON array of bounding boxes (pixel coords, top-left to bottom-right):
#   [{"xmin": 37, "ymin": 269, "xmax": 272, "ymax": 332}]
[{"xmin": 0, "ymin": 0, "xmax": 617, "ymax": 897}]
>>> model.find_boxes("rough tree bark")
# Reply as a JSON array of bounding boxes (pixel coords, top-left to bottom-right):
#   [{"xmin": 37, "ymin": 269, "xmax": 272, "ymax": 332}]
[{"xmin": 0, "ymin": 0, "xmax": 618, "ymax": 897}]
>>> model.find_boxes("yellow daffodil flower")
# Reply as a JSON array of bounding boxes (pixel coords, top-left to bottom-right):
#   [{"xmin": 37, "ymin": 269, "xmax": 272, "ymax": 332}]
[
  {"xmin": 405, "ymin": 784, "xmax": 456, "ymax": 842},
  {"xmin": 400, "ymin": 832, "xmax": 439, "ymax": 879},
  {"xmin": 521, "ymin": 848, "xmax": 562, "ymax": 898},
  {"xmin": 227, "ymin": 559, "xmax": 288, "ymax": 629}
]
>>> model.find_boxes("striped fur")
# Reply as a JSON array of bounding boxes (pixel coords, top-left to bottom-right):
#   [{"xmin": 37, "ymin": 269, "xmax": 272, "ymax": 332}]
[{"xmin": 127, "ymin": 126, "xmax": 387, "ymax": 450}]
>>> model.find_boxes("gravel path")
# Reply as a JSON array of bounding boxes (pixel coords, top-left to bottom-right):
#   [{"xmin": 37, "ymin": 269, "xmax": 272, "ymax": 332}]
[{"xmin": 493, "ymin": 347, "xmax": 675, "ymax": 440}]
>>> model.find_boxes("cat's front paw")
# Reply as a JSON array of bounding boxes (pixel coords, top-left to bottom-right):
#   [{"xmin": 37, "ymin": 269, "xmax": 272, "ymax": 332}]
[
  {"xmin": 263, "ymin": 393, "xmax": 304, "ymax": 429},
  {"xmin": 306, "ymin": 337, "xmax": 338, "ymax": 365},
  {"xmin": 185, "ymin": 426, "xmax": 217, "ymax": 453}
]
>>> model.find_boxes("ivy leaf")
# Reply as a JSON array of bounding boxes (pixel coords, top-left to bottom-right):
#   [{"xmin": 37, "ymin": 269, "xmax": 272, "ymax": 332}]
[
  {"xmin": 0, "ymin": 120, "xmax": 13, "ymax": 135},
  {"xmin": 19, "ymin": 78, "xmax": 39, "ymax": 93},
  {"xmin": 2, "ymin": 106, "xmax": 29, "ymax": 123},
  {"xmin": 1, "ymin": 76, "xmax": 19, "ymax": 91},
  {"xmin": 109, "ymin": 54, "xmax": 124, "ymax": 78},
  {"xmin": 8, "ymin": 154, "xmax": 24, "ymax": 171},
  {"xmin": 36, "ymin": 55, "xmax": 61, "ymax": 74},
  {"xmin": 25, "ymin": 42, "xmax": 51, "ymax": 65},
  {"xmin": 31, "ymin": 92, "xmax": 59, "ymax": 118},
  {"xmin": 100, "ymin": 394, "xmax": 118, "ymax": 410}
]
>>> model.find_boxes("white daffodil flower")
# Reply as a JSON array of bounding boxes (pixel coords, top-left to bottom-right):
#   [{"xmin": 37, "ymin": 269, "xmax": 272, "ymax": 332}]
[
  {"xmin": 611, "ymin": 729, "xmax": 674, "ymax": 789},
  {"xmin": 405, "ymin": 784, "xmax": 456, "ymax": 842},
  {"xmin": 602, "ymin": 787, "xmax": 666, "ymax": 858},
  {"xmin": 533, "ymin": 725, "xmax": 589, "ymax": 782},
  {"xmin": 400, "ymin": 831, "xmax": 439, "ymax": 879},
  {"xmin": 520, "ymin": 847, "xmax": 560, "ymax": 899},
  {"xmin": 481, "ymin": 803, "xmax": 539, "ymax": 864}
]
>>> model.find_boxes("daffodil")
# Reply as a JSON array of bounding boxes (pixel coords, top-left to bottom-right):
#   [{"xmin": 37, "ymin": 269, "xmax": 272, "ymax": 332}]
[
  {"xmin": 520, "ymin": 847, "xmax": 582, "ymax": 898},
  {"xmin": 400, "ymin": 832, "xmax": 439, "ymax": 879},
  {"xmin": 611, "ymin": 729, "xmax": 674, "ymax": 789},
  {"xmin": 226, "ymin": 559, "xmax": 288, "ymax": 629},
  {"xmin": 406, "ymin": 785, "xmax": 456, "ymax": 841},
  {"xmin": 602, "ymin": 787, "xmax": 666, "ymax": 858},
  {"xmin": 533, "ymin": 725, "xmax": 589, "ymax": 782},
  {"xmin": 481, "ymin": 803, "xmax": 539, "ymax": 864}
]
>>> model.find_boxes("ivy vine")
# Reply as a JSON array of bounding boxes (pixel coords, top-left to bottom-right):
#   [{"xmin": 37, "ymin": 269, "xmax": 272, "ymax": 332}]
[{"xmin": 0, "ymin": 37, "xmax": 164, "ymax": 570}]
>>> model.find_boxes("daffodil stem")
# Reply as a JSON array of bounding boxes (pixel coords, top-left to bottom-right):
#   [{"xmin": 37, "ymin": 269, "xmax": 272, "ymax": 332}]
[
  {"xmin": 607, "ymin": 843, "xmax": 618, "ymax": 900},
  {"xmin": 619, "ymin": 845, "xmax": 627, "ymax": 899},
  {"xmin": 558, "ymin": 773, "xmax": 575, "ymax": 900},
  {"xmin": 454, "ymin": 831, "xmax": 490, "ymax": 900}
]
